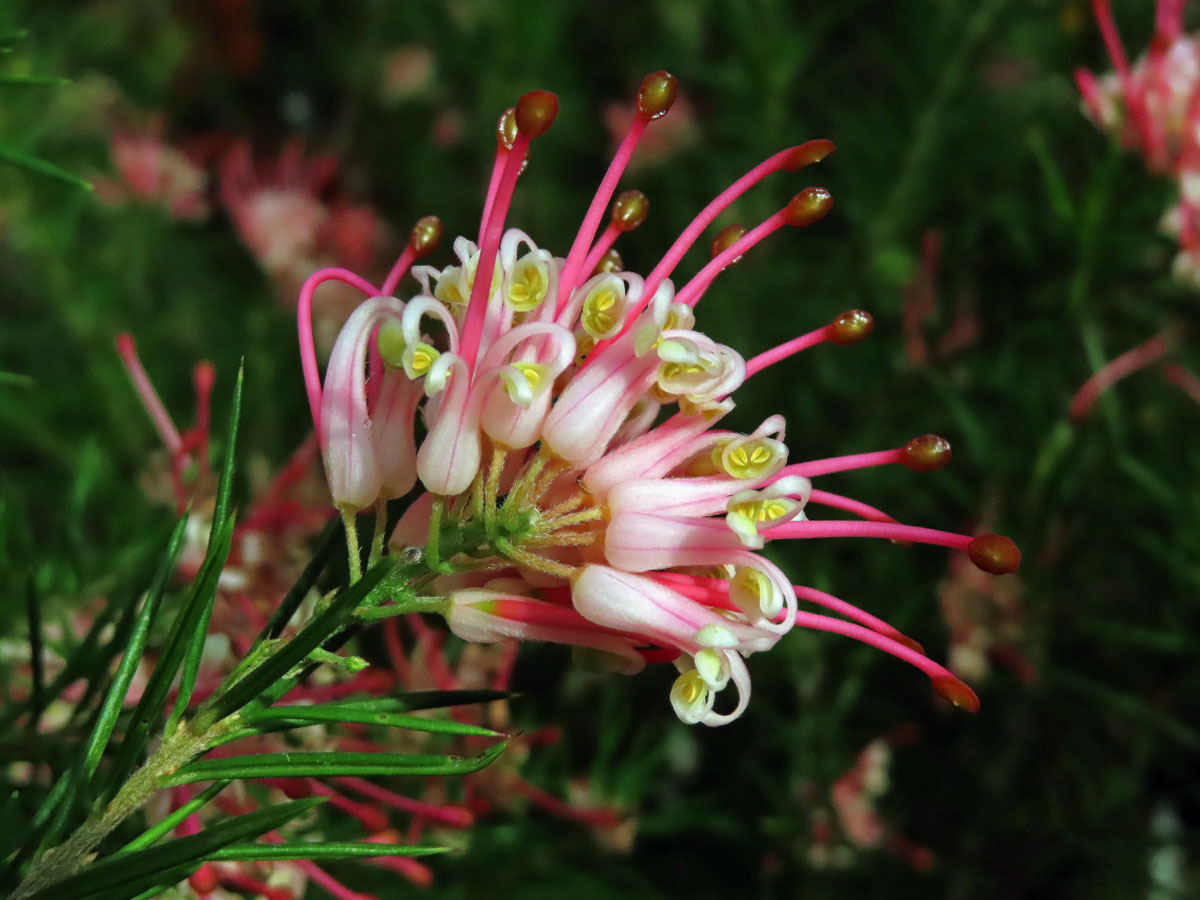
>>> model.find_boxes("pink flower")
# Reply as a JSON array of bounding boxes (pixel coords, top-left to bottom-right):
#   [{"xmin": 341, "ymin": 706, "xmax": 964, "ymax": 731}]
[
  {"xmin": 97, "ymin": 122, "xmax": 210, "ymax": 221},
  {"xmin": 1078, "ymin": 0, "xmax": 1200, "ymax": 282},
  {"xmin": 299, "ymin": 72, "xmax": 1021, "ymax": 726}
]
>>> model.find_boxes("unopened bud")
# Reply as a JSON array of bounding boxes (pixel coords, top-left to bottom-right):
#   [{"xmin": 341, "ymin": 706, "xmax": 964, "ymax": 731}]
[
  {"xmin": 783, "ymin": 138, "xmax": 836, "ymax": 170},
  {"xmin": 593, "ymin": 247, "xmax": 623, "ymax": 274},
  {"xmin": 902, "ymin": 434, "xmax": 952, "ymax": 472},
  {"xmin": 826, "ymin": 309, "xmax": 873, "ymax": 345},
  {"xmin": 711, "ymin": 224, "xmax": 748, "ymax": 263},
  {"xmin": 967, "ymin": 534, "xmax": 1021, "ymax": 575},
  {"xmin": 410, "ymin": 215, "xmax": 443, "ymax": 257},
  {"xmin": 193, "ymin": 361, "xmax": 216, "ymax": 393},
  {"xmin": 497, "ymin": 107, "xmax": 518, "ymax": 150},
  {"xmin": 931, "ymin": 674, "xmax": 980, "ymax": 713},
  {"xmin": 636, "ymin": 70, "xmax": 678, "ymax": 120},
  {"xmin": 783, "ymin": 187, "xmax": 833, "ymax": 227},
  {"xmin": 516, "ymin": 90, "xmax": 559, "ymax": 138},
  {"xmin": 611, "ymin": 189, "xmax": 649, "ymax": 232}
]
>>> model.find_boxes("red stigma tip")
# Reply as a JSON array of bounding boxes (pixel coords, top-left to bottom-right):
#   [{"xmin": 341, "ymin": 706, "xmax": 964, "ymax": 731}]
[
  {"xmin": 902, "ymin": 434, "xmax": 952, "ymax": 472},
  {"xmin": 783, "ymin": 187, "xmax": 833, "ymax": 227},
  {"xmin": 516, "ymin": 90, "xmax": 559, "ymax": 138},
  {"xmin": 967, "ymin": 534, "xmax": 1021, "ymax": 575},
  {"xmin": 497, "ymin": 107, "xmax": 518, "ymax": 150},
  {"xmin": 193, "ymin": 361, "xmax": 216, "ymax": 391},
  {"xmin": 410, "ymin": 214, "xmax": 444, "ymax": 256},
  {"xmin": 826, "ymin": 309, "xmax": 873, "ymax": 345},
  {"xmin": 636, "ymin": 70, "xmax": 678, "ymax": 120},
  {"xmin": 783, "ymin": 138, "xmax": 836, "ymax": 170},
  {"xmin": 189, "ymin": 863, "xmax": 219, "ymax": 894},
  {"xmin": 611, "ymin": 189, "xmax": 649, "ymax": 232},
  {"xmin": 711, "ymin": 224, "xmax": 748, "ymax": 262},
  {"xmin": 931, "ymin": 674, "xmax": 980, "ymax": 713}
]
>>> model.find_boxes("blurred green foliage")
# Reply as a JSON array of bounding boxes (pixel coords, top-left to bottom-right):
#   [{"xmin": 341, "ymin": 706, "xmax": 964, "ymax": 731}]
[{"xmin": 1, "ymin": 0, "xmax": 1198, "ymax": 898}]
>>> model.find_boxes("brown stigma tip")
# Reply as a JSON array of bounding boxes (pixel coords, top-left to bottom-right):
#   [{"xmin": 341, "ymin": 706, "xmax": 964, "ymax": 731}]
[
  {"xmin": 636, "ymin": 70, "xmax": 678, "ymax": 120},
  {"xmin": 967, "ymin": 534, "xmax": 1021, "ymax": 575},
  {"xmin": 593, "ymin": 247, "xmax": 623, "ymax": 274},
  {"xmin": 886, "ymin": 630, "xmax": 926, "ymax": 656},
  {"xmin": 931, "ymin": 675, "xmax": 980, "ymax": 713},
  {"xmin": 783, "ymin": 138, "xmax": 836, "ymax": 170},
  {"xmin": 826, "ymin": 309, "xmax": 873, "ymax": 345},
  {"xmin": 902, "ymin": 434, "xmax": 952, "ymax": 472},
  {"xmin": 611, "ymin": 189, "xmax": 649, "ymax": 232},
  {"xmin": 783, "ymin": 187, "xmax": 833, "ymax": 227},
  {"xmin": 516, "ymin": 90, "xmax": 559, "ymax": 138},
  {"xmin": 497, "ymin": 107, "xmax": 518, "ymax": 150},
  {"xmin": 711, "ymin": 224, "xmax": 748, "ymax": 262},
  {"xmin": 410, "ymin": 215, "xmax": 444, "ymax": 257}
]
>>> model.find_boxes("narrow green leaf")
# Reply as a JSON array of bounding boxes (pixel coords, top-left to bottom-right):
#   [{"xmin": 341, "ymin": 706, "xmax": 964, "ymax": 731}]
[
  {"xmin": 22, "ymin": 798, "xmax": 325, "ymax": 900},
  {"xmin": 105, "ymin": 515, "xmax": 236, "ymax": 799},
  {"xmin": 72, "ymin": 865, "xmax": 200, "ymax": 900},
  {"xmin": 209, "ymin": 364, "xmax": 242, "ymax": 545},
  {"xmin": 166, "ymin": 514, "xmax": 236, "ymax": 730},
  {"xmin": 338, "ymin": 688, "xmax": 509, "ymax": 713},
  {"xmin": 0, "ymin": 144, "xmax": 91, "ymax": 190},
  {"xmin": 168, "ymin": 368, "xmax": 243, "ymax": 729},
  {"xmin": 114, "ymin": 780, "xmax": 231, "ymax": 857},
  {"xmin": 196, "ymin": 558, "xmax": 394, "ymax": 728},
  {"xmin": 211, "ymin": 841, "xmax": 451, "ymax": 862},
  {"xmin": 243, "ymin": 702, "xmax": 503, "ymax": 737},
  {"xmin": 80, "ymin": 514, "xmax": 190, "ymax": 781},
  {"xmin": 163, "ymin": 742, "xmax": 507, "ymax": 784},
  {"xmin": 260, "ymin": 516, "xmax": 340, "ymax": 641}
]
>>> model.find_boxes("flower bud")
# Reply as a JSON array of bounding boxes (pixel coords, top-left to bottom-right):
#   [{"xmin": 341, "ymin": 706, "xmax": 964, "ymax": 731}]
[{"xmin": 636, "ymin": 70, "xmax": 678, "ymax": 120}]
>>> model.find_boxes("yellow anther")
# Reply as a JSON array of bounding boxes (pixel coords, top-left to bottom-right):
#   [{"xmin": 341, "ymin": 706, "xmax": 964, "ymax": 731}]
[
  {"xmin": 434, "ymin": 267, "xmax": 468, "ymax": 306},
  {"xmin": 512, "ymin": 361, "xmax": 545, "ymax": 388},
  {"xmin": 732, "ymin": 567, "xmax": 770, "ymax": 602},
  {"xmin": 674, "ymin": 669, "xmax": 707, "ymax": 706},
  {"xmin": 660, "ymin": 361, "xmax": 707, "ymax": 380},
  {"xmin": 581, "ymin": 286, "xmax": 621, "ymax": 337},
  {"xmin": 729, "ymin": 498, "xmax": 791, "ymax": 523},
  {"xmin": 408, "ymin": 343, "xmax": 440, "ymax": 377},
  {"xmin": 507, "ymin": 257, "xmax": 549, "ymax": 312},
  {"xmin": 722, "ymin": 439, "xmax": 778, "ymax": 479}
]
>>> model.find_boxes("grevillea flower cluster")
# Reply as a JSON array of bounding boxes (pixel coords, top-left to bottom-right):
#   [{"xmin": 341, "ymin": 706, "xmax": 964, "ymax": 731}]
[
  {"xmin": 299, "ymin": 72, "xmax": 1021, "ymax": 728},
  {"xmin": 1076, "ymin": 0, "xmax": 1200, "ymax": 283}
]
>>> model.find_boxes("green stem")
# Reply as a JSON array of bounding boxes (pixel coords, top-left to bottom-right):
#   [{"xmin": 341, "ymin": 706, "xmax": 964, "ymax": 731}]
[
  {"xmin": 12, "ymin": 719, "xmax": 236, "ymax": 900},
  {"xmin": 367, "ymin": 502, "xmax": 388, "ymax": 569},
  {"xmin": 341, "ymin": 507, "xmax": 363, "ymax": 583}
]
